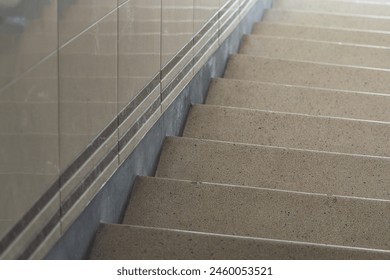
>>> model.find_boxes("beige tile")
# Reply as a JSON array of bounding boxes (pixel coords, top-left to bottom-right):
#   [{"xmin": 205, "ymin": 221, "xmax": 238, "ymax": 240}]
[
  {"xmin": 0, "ymin": 53, "xmax": 59, "ymax": 241},
  {"xmin": 262, "ymin": 9, "xmax": 390, "ymax": 32},
  {"xmin": 0, "ymin": 1, "xmax": 57, "ymax": 90},
  {"xmin": 161, "ymin": 0, "xmax": 194, "ymax": 68},
  {"xmin": 252, "ymin": 23, "xmax": 390, "ymax": 48},
  {"xmin": 59, "ymin": 11, "xmax": 118, "ymax": 172},
  {"xmin": 194, "ymin": 0, "xmax": 219, "ymax": 33},
  {"xmin": 1, "ymin": 193, "xmax": 60, "ymax": 259},
  {"xmin": 58, "ymin": 0, "xmax": 117, "ymax": 45},
  {"xmin": 240, "ymin": 35, "xmax": 390, "ymax": 69},
  {"xmin": 118, "ymin": 0, "xmax": 161, "ymax": 113},
  {"xmin": 273, "ymin": 0, "xmax": 390, "ymax": 17}
]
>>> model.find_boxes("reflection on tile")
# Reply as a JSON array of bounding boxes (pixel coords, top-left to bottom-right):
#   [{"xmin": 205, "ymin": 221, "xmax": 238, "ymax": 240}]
[
  {"xmin": 58, "ymin": 0, "xmax": 117, "ymax": 45},
  {"xmin": 0, "ymin": 53, "xmax": 59, "ymax": 243},
  {"xmin": 194, "ymin": 0, "xmax": 219, "ymax": 33},
  {"xmin": 161, "ymin": 0, "xmax": 193, "ymax": 68},
  {"xmin": 59, "ymin": 11, "xmax": 117, "ymax": 172},
  {"xmin": 0, "ymin": 0, "xmax": 57, "ymax": 90},
  {"xmin": 118, "ymin": 0, "xmax": 161, "ymax": 114}
]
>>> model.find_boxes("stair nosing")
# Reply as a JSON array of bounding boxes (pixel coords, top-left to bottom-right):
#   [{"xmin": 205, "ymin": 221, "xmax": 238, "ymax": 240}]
[
  {"xmin": 253, "ymin": 21, "xmax": 390, "ymax": 35},
  {"xmin": 191, "ymin": 103, "xmax": 390, "ymax": 125},
  {"xmin": 242, "ymin": 33, "xmax": 390, "ymax": 50},
  {"xmin": 230, "ymin": 53, "xmax": 390, "ymax": 72},
  {"xmin": 211, "ymin": 77, "xmax": 390, "ymax": 97},
  {"xmin": 169, "ymin": 135, "xmax": 390, "ymax": 161},
  {"xmin": 104, "ymin": 223, "xmax": 390, "ymax": 255}
]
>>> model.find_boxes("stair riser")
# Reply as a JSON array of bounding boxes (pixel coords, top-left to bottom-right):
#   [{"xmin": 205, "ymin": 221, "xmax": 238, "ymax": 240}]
[
  {"xmin": 89, "ymin": 224, "xmax": 390, "ymax": 260},
  {"xmin": 123, "ymin": 177, "xmax": 390, "ymax": 251},
  {"xmin": 252, "ymin": 23, "xmax": 390, "ymax": 48},
  {"xmin": 263, "ymin": 10, "xmax": 390, "ymax": 32},
  {"xmin": 206, "ymin": 79, "xmax": 390, "ymax": 122},
  {"xmin": 184, "ymin": 105, "xmax": 390, "ymax": 157},
  {"xmin": 224, "ymin": 55, "xmax": 390, "ymax": 94},
  {"xmin": 240, "ymin": 35, "xmax": 390, "ymax": 69},
  {"xmin": 156, "ymin": 137, "xmax": 390, "ymax": 201},
  {"xmin": 273, "ymin": 0, "xmax": 390, "ymax": 17}
]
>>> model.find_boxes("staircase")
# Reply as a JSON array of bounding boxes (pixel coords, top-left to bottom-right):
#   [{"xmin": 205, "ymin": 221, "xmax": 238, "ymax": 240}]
[{"xmin": 89, "ymin": 0, "xmax": 390, "ymax": 259}]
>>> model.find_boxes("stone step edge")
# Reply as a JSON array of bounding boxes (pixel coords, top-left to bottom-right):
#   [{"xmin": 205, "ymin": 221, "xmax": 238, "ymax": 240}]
[
  {"xmin": 189, "ymin": 103, "xmax": 390, "ymax": 125},
  {"xmin": 208, "ymin": 77, "xmax": 390, "ymax": 98},
  {"xmin": 252, "ymin": 21, "xmax": 390, "ymax": 35},
  {"xmin": 241, "ymin": 33, "xmax": 390, "ymax": 49},
  {"xmin": 228, "ymin": 53, "xmax": 390, "ymax": 72},
  {"xmin": 265, "ymin": 8, "xmax": 390, "ymax": 20},
  {"xmin": 100, "ymin": 222, "xmax": 390, "ymax": 255},
  {"xmin": 167, "ymin": 135, "xmax": 390, "ymax": 161}
]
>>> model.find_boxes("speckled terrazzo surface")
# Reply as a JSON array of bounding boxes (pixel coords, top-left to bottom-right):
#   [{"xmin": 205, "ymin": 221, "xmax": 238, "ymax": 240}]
[
  {"xmin": 262, "ymin": 9, "xmax": 390, "ymax": 32},
  {"xmin": 224, "ymin": 55, "xmax": 390, "ymax": 94},
  {"xmin": 89, "ymin": 224, "xmax": 390, "ymax": 260},
  {"xmin": 239, "ymin": 35, "xmax": 390, "ymax": 69},
  {"xmin": 252, "ymin": 23, "xmax": 390, "ymax": 48},
  {"xmin": 122, "ymin": 177, "xmax": 390, "ymax": 251},
  {"xmin": 206, "ymin": 78, "xmax": 390, "ymax": 122},
  {"xmin": 183, "ymin": 104, "xmax": 390, "ymax": 157},
  {"xmin": 156, "ymin": 136, "xmax": 390, "ymax": 201},
  {"xmin": 88, "ymin": 0, "xmax": 390, "ymax": 259}
]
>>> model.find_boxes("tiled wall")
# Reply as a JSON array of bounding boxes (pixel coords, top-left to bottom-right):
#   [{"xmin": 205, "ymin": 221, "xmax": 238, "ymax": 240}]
[{"xmin": 0, "ymin": 0, "xmax": 270, "ymax": 259}]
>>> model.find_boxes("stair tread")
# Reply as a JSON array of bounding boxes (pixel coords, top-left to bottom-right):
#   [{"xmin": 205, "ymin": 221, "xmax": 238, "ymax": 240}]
[
  {"xmin": 183, "ymin": 104, "xmax": 390, "ymax": 157},
  {"xmin": 272, "ymin": 0, "xmax": 390, "ymax": 17},
  {"xmin": 239, "ymin": 35, "xmax": 390, "ymax": 69},
  {"xmin": 206, "ymin": 78, "xmax": 390, "ymax": 122},
  {"xmin": 156, "ymin": 136, "xmax": 390, "ymax": 200},
  {"xmin": 122, "ymin": 176, "xmax": 390, "ymax": 251},
  {"xmin": 263, "ymin": 9, "xmax": 390, "ymax": 32},
  {"xmin": 89, "ymin": 224, "xmax": 390, "ymax": 260},
  {"xmin": 252, "ymin": 22, "xmax": 390, "ymax": 48},
  {"xmin": 224, "ymin": 55, "xmax": 390, "ymax": 94}
]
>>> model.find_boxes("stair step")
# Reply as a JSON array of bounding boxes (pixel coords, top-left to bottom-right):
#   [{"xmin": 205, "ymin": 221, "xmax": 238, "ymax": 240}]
[
  {"xmin": 240, "ymin": 35, "xmax": 390, "ymax": 69},
  {"xmin": 252, "ymin": 23, "xmax": 390, "ymax": 48},
  {"xmin": 272, "ymin": 0, "xmax": 390, "ymax": 17},
  {"xmin": 206, "ymin": 78, "xmax": 390, "ymax": 122},
  {"xmin": 156, "ymin": 136, "xmax": 390, "ymax": 200},
  {"xmin": 89, "ymin": 224, "xmax": 390, "ymax": 260},
  {"xmin": 122, "ymin": 176, "xmax": 390, "ymax": 251},
  {"xmin": 224, "ymin": 55, "xmax": 390, "ymax": 94},
  {"xmin": 183, "ymin": 104, "xmax": 390, "ymax": 157},
  {"xmin": 263, "ymin": 9, "xmax": 390, "ymax": 32}
]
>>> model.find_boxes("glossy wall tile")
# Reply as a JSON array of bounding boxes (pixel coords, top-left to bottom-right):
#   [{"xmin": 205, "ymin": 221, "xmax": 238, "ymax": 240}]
[
  {"xmin": 118, "ymin": 0, "xmax": 161, "ymax": 115},
  {"xmin": 0, "ymin": 0, "xmax": 261, "ymax": 259},
  {"xmin": 58, "ymin": 0, "xmax": 117, "ymax": 45},
  {"xmin": 0, "ymin": 0, "xmax": 57, "ymax": 90},
  {"xmin": 0, "ymin": 53, "xmax": 60, "ymax": 241},
  {"xmin": 59, "ymin": 10, "xmax": 118, "ymax": 173},
  {"xmin": 161, "ymin": 0, "xmax": 194, "ymax": 71}
]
